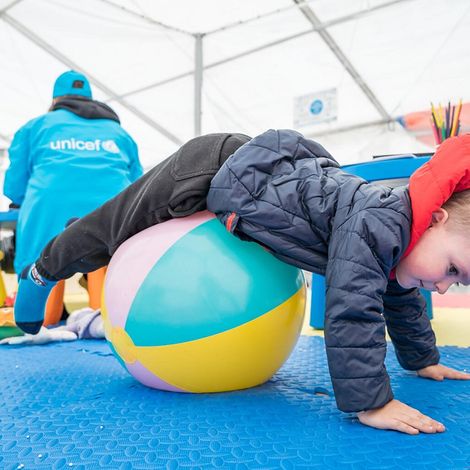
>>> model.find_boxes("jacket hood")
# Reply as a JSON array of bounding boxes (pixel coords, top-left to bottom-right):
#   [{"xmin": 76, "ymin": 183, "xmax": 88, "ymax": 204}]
[
  {"xmin": 403, "ymin": 133, "xmax": 470, "ymax": 259},
  {"xmin": 52, "ymin": 96, "xmax": 120, "ymax": 123}
]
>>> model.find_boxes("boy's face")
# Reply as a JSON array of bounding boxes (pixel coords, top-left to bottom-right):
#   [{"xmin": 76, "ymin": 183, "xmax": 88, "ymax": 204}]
[{"xmin": 396, "ymin": 208, "xmax": 470, "ymax": 294}]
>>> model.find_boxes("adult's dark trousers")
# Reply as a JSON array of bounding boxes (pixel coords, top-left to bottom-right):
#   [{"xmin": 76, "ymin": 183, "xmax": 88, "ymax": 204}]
[{"xmin": 36, "ymin": 133, "xmax": 250, "ymax": 280}]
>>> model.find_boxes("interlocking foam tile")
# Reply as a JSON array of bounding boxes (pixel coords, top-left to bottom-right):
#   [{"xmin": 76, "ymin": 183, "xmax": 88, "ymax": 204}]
[{"xmin": 0, "ymin": 336, "xmax": 469, "ymax": 469}]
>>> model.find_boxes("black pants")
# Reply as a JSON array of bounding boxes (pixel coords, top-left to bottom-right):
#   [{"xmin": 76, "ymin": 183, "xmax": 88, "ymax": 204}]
[{"xmin": 36, "ymin": 133, "xmax": 250, "ymax": 280}]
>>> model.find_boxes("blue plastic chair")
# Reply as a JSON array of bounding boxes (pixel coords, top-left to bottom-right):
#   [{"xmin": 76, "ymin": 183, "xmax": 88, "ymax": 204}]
[{"xmin": 310, "ymin": 153, "xmax": 434, "ymax": 329}]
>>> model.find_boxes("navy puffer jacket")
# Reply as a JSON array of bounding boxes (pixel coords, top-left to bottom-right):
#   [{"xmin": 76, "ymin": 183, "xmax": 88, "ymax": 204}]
[{"xmin": 207, "ymin": 129, "xmax": 439, "ymax": 412}]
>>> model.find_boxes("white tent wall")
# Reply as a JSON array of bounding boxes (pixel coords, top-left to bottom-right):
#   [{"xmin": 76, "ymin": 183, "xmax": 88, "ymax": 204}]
[
  {"xmin": 326, "ymin": 1, "xmax": 470, "ymax": 116},
  {"xmin": 0, "ymin": 19, "xmax": 66, "ymax": 133},
  {"xmin": 4, "ymin": 0, "xmax": 196, "ymax": 90},
  {"xmin": 110, "ymin": 0, "xmax": 295, "ymax": 34},
  {"xmin": 202, "ymin": 34, "xmax": 381, "ymax": 136},
  {"xmin": 317, "ymin": 122, "xmax": 432, "ymax": 162},
  {"xmin": 120, "ymin": 75, "xmax": 196, "ymax": 157},
  {"xmin": 0, "ymin": 0, "xmax": 469, "ymax": 184}
]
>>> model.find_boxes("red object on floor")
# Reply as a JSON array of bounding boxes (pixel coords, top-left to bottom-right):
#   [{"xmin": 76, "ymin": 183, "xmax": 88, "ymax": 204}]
[{"xmin": 4, "ymin": 292, "xmax": 16, "ymax": 307}]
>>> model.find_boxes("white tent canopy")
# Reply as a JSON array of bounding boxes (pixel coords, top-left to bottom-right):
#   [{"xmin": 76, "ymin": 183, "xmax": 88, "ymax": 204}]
[{"xmin": 0, "ymin": 0, "xmax": 469, "ymax": 170}]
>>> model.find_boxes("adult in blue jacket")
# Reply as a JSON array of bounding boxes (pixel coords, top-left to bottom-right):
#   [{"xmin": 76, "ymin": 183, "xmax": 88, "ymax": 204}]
[{"xmin": 4, "ymin": 70, "xmax": 143, "ymax": 274}]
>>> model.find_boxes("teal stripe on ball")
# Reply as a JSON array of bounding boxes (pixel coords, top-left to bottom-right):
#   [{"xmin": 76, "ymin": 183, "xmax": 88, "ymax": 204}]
[{"xmin": 126, "ymin": 219, "xmax": 304, "ymax": 346}]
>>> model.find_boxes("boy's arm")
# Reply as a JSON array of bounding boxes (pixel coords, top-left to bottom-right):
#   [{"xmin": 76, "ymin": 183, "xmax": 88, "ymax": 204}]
[
  {"xmin": 324, "ymin": 215, "xmax": 393, "ymax": 413},
  {"xmin": 382, "ymin": 280, "xmax": 440, "ymax": 370},
  {"xmin": 325, "ymin": 207, "xmax": 450, "ymax": 433}
]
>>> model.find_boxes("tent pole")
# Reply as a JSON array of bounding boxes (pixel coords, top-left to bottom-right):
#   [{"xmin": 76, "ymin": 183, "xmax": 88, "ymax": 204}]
[
  {"xmin": 112, "ymin": 0, "xmax": 410, "ymax": 101},
  {"xmin": 0, "ymin": 13, "xmax": 183, "ymax": 146},
  {"xmin": 194, "ymin": 34, "xmax": 204, "ymax": 137},
  {"xmin": 292, "ymin": 0, "xmax": 391, "ymax": 121}
]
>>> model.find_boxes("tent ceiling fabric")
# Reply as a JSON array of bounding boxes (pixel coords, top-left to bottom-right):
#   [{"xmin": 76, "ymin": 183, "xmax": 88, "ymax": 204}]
[{"xmin": 0, "ymin": 0, "xmax": 469, "ymax": 168}]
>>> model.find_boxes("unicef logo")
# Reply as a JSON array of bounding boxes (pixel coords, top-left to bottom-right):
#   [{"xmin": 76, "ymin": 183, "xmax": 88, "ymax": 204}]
[
  {"xmin": 310, "ymin": 99, "xmax": 323, "ymax": 115},
  {"xmin": 102, "ymin": 140, "xmax": 120, "ymax": 153}
]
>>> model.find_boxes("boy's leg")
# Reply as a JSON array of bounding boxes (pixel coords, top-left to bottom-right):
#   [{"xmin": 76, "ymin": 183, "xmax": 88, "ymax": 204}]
[
  {"xmin": 14, "ymin": 155, "xmax": 180, "ymax": 333},
  {"xmin": 36, "ymin": 153, "xmax": 179, "ymax": 279},
  {"xmin": 15, "ymin": 133, "xmax": 250, "ymax": 333}
]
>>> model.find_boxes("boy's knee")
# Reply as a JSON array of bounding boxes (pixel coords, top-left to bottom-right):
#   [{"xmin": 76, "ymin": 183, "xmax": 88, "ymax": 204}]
[{"xmin": 219, "ymin": 134, "xmax": 251, "ymax": 165}]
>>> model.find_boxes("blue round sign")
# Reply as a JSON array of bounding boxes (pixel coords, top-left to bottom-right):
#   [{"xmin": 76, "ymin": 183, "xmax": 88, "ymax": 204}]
[{"xmin": 310, "ymin": 99, "xmax": 323, "ymax": 115}]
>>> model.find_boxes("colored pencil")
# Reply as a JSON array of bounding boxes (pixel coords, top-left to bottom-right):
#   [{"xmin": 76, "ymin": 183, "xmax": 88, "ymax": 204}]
[
  {"xmin": 451, "ymin": 99, "xmax": 462, "ymax": 137},
  {"xmin": 445, "ymin": 102, "xmax": 450, "ymax": 138},
  {"xmin": 430, "ymin": 117, "xmax": 440, "ymax": 145},
  {"xmin": 430, "ymin": 104, "xmax": 441, "ymax": 144},
  {"xmin": 430, "ymin": 100, "xmax": 463, "ymax": 144},
  {"xmin": 438, "ymin": 103, "xmax": 444, "ymax": 129},
  {"xmin": 449, "ymin": 105, "xmax": 455, "ymax": 138}
]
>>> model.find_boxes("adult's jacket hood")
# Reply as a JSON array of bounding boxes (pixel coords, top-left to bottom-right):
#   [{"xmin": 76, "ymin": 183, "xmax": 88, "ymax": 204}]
[{"xmin": 52, "ymin": 96, "xmax": 120, "ymax": 123}]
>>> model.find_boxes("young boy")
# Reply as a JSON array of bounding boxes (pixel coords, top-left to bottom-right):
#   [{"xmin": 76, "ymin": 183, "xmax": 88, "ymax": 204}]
[{"xmin": 13, "ymin": 129, "xmax": 470, "ymax": 435}]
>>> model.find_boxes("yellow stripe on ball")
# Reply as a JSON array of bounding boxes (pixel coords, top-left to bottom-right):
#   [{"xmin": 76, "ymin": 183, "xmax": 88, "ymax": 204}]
[
  {"xmin": 111, "ymin": 326, "xmax": 138, "ymax": 364},
  {"xmin": 131, "ymin": 285, "xmax": 306, "ymax": 392}
]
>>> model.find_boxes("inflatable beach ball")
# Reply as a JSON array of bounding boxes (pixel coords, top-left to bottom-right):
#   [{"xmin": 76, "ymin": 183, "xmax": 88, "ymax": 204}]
[{"xmin": 102, "ymin": 211, "xmax": 306, "ymax": 393}]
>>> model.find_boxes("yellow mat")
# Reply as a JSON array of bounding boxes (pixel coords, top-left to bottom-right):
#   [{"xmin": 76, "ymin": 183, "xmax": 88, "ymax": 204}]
[
  {"xmin": 303, "ymin": 307, "xmax": 470, "ymax": 348},
  {"xmin": 430, "ymin": 307, "xmax": 470, "ymax": 347}
]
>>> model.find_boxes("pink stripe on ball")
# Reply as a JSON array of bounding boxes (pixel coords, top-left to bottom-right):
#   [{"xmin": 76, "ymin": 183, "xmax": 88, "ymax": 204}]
[{"xmin": 127, "ymin": 360, "xmax": 186, "ymax": 392}]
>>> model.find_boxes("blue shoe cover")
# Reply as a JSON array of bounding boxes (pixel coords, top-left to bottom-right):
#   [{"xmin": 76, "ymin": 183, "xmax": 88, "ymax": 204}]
[{"xmin": 14, "ymin": 263, "xmax": 56, "ymax": 334}]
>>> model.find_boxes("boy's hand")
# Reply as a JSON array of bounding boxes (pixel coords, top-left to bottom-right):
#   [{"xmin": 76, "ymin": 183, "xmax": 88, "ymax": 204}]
[
  {"xmin": 357, "ymin": 399, "xmax": 445, "ymax": 435},
  {"xmin": 417, "ymin": 364, "xmax": 470, "ymax": 381}
]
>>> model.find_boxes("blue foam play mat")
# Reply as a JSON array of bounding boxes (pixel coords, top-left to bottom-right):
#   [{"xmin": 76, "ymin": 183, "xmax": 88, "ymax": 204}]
[{"xmin": 1, "ymin": 336, "xmax": 469, "ymax": 469}]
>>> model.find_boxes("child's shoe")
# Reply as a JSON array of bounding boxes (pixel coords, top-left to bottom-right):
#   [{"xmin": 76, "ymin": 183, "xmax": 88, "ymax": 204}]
[{"xmin": 14, "ymin": 263, "xmax": 57, "ymax": 334}]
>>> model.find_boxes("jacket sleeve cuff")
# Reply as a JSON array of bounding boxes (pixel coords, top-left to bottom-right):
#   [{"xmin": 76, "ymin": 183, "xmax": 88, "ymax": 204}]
[
  {"xmin": 395, "ymin": 345, "xmax": 440, "ymax": 371},
  {"xmin": 332, "ymin": 375, "xmax": 394, "ymax": 412}
]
